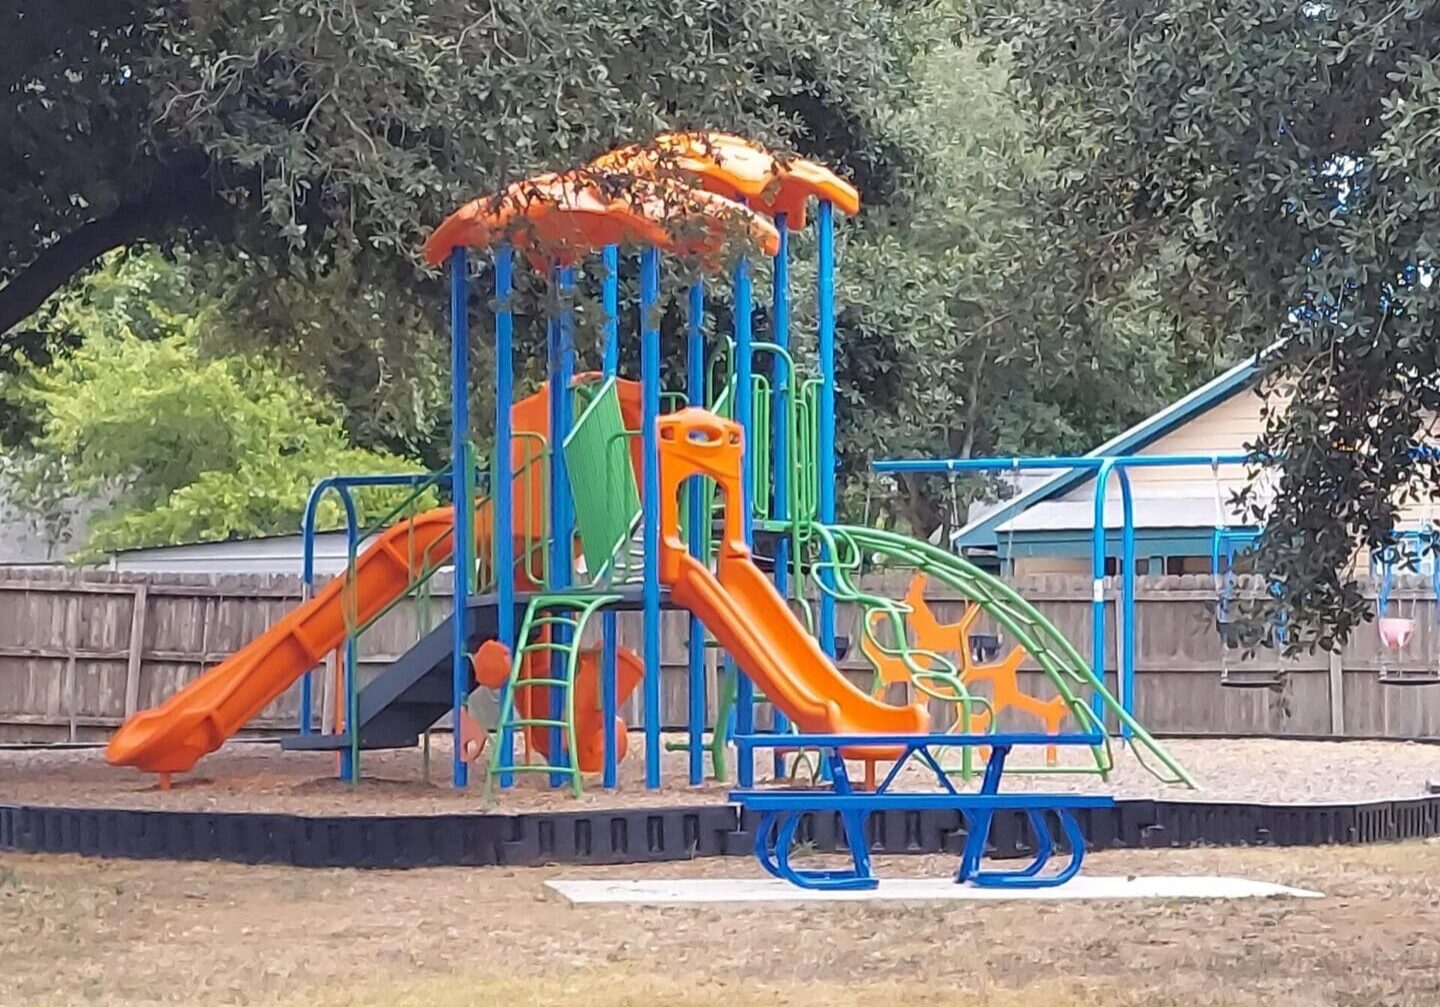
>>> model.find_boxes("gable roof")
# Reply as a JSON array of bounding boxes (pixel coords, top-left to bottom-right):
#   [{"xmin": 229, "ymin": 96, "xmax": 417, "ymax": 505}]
[{"xmin": 952, "ymin": 343, "xmax": 1277, "ymax": 550}]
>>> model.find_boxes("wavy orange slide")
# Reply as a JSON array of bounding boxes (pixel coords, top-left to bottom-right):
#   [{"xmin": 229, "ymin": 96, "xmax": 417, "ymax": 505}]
[
  {"xmin": 656, "ymin": 409, "xmax": 929, "ymax": 749},
  {"xmin": 108, "ymin": 377, "xmax": 645, "ymax": 779},
  {"xmin": 105, "ymin": 507, "xmax": 462, "ymax": 775}
]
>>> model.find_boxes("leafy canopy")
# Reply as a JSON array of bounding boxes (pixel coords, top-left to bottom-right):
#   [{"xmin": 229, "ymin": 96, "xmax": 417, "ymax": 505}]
[
  {"xmin": 3, "ymin": 0, "xmax": 929, "ymax": 335},
  {"xmin": 3, "ymin": 254, "xmax": 419, "ymax": 558},
  {"xmin": 975, "ymin": 0, "xmax": 1440, "ymax": 646}
]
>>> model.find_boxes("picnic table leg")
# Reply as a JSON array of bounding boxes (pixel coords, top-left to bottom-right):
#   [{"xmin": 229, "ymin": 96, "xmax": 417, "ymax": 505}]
[
  {"xmin": 964, "ymin": 809, "xmax": 1088, "ymax": 889},
  {"xmin": 978, "ymin": 744, "xmax": 1010, "ymax": 794},
  {"xmin": 753, "ymin": 810, "xmax": 787, "ymax": 880},
  {"xmin": 771, "ymin": 808, "xmax": 878, "ymax": 891},
  {"xmin": 956, "ymin": 807, "xmax": 992, "ymax": 883}
]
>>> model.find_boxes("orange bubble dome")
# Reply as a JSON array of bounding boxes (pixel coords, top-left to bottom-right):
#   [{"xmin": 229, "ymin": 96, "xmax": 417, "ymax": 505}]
[
  {"xmin": 422, "ymin": 169, "xmax": 780, "ymax": 269},
  {"xmin": 588, "ymin": 132, "xmax": 860, "ymax": 229}
]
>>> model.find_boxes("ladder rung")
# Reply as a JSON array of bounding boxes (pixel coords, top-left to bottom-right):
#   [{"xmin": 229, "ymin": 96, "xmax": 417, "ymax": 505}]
[
  {"xmin": 494, "ymin": 764, "xmax": 579, "ymax": 776},
  {"xmin": 508, "ymin": 717, "xmax": 568, "ymax": 728},
  {"xmin": 518, "ymin": 644, "xmax": 578, "ymax": 654},
  {"xmin": 512, "ymin": 677, "xmax": 570, "ymax": 687}
]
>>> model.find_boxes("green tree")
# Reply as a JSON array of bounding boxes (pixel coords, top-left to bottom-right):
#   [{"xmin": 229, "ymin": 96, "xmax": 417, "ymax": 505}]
[
  {"xmin": 3, "ymin": 255, "xmax": 419, "ymax": 558},
  {"xmin": 2, "ymin": 0, "xmax": 931, "ymax": 336},
  {"xmin": 972, "ymin": 0, "xmax": 1440, "ymax": 647},
  {"xmin": 814, "ymin": 40, "xmax": 1230, "ymax": 537}
]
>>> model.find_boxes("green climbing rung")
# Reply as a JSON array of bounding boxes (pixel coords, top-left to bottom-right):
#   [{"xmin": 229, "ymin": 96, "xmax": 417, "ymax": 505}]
[
  {"xmin": 510, "ymin": 677, "xmax": 570, "ymax": 688},
  {"xmin": 505, "ymin": 764, "xmax": 579, "ymax": 776},
  {"xmin": 509, "ymin": 717, "xmax": 569, "ymax": 729},
  {"xmin": 527, "ymin": 614, "xmax": 583, "ymax": 626},
  {"xmin": 517, "ymin": 644, "xmax": 580, "ymax": 656}
]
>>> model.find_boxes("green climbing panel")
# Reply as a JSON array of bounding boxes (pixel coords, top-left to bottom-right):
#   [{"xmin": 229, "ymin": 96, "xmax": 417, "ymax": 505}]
[
  {"xmin": 562, "ymin": 377, "xmax": 641, "ymax": 583},
  {"xmin": 485, "ymin": 592, "xmax": 619, "ymax": 798}
]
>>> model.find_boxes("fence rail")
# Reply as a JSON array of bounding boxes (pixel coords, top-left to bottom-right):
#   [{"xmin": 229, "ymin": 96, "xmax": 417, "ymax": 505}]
[{"xmin": 2, "ymin": 565, "xmax": 1437, "ymax": 743}]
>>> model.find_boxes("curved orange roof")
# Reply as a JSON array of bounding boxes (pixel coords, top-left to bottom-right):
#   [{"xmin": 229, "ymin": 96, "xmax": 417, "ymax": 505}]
[
  {"xmin": 588, "ymin": 132, "xmax": 860, "ymax": 229},
  {"xmin": 423, "ymin": 171, "xmax": 779, "ymax": 268}
]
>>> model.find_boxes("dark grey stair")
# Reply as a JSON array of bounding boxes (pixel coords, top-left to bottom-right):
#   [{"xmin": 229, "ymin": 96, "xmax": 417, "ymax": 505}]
[{"xmin": 283, "ymin": 602, "xmax": 504, "ymax": 753}]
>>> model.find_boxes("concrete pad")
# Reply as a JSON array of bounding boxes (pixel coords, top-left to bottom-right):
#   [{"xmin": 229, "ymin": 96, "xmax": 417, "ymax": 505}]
[{"xmin": 547, "ymin": 875, "xmax": 1323, "ymax": 906}]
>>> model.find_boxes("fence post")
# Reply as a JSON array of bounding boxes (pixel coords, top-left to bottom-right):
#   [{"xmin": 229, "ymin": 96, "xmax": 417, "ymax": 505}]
[
  {"xmin": 1328, "ymin": 647, "xmax": 1345, "ymax": 735},
  {"xmin": 123, "ymin": 584, "xmax": 148, "ymax": 718}
]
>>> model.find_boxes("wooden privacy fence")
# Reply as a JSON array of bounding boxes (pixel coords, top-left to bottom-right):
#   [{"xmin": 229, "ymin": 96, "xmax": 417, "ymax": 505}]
[{"xmin": 3, "ymin": 565, "xmax": 1440, "ymax": 743}]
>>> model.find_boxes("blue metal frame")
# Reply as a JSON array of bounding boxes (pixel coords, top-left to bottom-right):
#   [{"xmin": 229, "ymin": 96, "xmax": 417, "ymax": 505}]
[
  {"xmin": 873, "ymin": 452, "xmax": 1255, "ymax": 731},
  {"xmin": 817, "ymin": 201, "xmax": 837, "ymax": 659},
  {"xmin": 600, "ymin": 245, "xmax": 621, "ymax": 789},
  {"xmin": 770, "ymin": 216, "xmax": 791, "ymax": 775},
  {"xmin": 547, "ymin": 264, "xmax": 577, "ymax": 787},
  {"xmin": 686, "ymin": 280, "xmax": 708, "ymax": 785},
  {"xmin": 733, "ymin": 253, "xmax": 756, "ymax": 786},
  {"xmin": 640, "ymin": 246, "xmax": 663, "ymax": 789},
  {"xmin": 298, "ymin": 472, "xmax": 440, "ymax": 739},
  {"xmin": 493, "ymin": 244, "xmax": 516, "ymax": 788},
  {"xmin": 448, "ymin": 248, "xmax": 473, "ymax": 788}
]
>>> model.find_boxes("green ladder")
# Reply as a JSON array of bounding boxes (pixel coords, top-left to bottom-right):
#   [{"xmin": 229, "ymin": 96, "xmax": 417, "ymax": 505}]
[{"xmin": 485, "ymin": 592, "xmax": 618, "ymax": 798}]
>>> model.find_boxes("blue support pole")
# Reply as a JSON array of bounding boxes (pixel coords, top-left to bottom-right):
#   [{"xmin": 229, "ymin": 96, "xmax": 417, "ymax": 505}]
[
  {"xmin": 1089, "ymin": 459, "xmax": 1137, "ymax": 734},
  {"xmin": 601, "ymin": 245, "xmax": 621, "ymax": 790},
  {"xmin": 733, "ymin": 253, "xmax": 756, "ymax": 787},
  {"xmin": 493, "ymin": 245, "xmax": 516, "ymax": 788},
  {"xmin": 640, "ymin": 246, "xmax": 663, "ymax": 789},
  {"xmin": 1120, "ymin": 468, "xmax": 1136, "ymax": 736},
  {"xmin": 1089, "ymin": 458, "xmax": 1115, "ymax": 732},
  {"xmin": 449, "ymin": 248, "xmax": 472, "ymax": 789},
  {"xmin": 686, "ymin": 280, "xmax": 707, "ymax": 785},
  {"xmin": 817, "ymin": 201, "xmax": 838, "ymax": 659},
  {"xmin": 769, "ymin": 217, "xmax": 791, "ymax": 775},
  {"xmin": 300, "ymin": 481, "xmax": 357, "ymax": 760},
  {"xmin": 547, "ymin": 264, "xmax": 576, "ymax": 788}
]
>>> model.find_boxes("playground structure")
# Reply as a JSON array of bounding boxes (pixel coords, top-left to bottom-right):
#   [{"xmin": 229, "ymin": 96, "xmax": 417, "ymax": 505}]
[{"xmin": 103, "ymin": 132, "xmax": 1202, "ymax": 885}]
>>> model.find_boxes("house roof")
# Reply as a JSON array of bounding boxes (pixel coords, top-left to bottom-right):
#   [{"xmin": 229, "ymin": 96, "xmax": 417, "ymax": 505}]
[{"xmin": 953, "ymin": 343, "xmax": 1278, "ymax": 550}]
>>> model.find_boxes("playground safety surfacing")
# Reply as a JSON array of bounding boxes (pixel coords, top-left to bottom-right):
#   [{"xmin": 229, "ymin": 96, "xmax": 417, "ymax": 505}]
[{"xmin": 546, "ymin": 875, "xmax": 1323, "ymax": 905}]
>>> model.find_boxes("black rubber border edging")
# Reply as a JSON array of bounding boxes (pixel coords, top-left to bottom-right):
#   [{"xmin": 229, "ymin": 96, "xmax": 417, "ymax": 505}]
[{"xmin": 4, "ymin": 796, "xmax": 1440, "ymax": 868}]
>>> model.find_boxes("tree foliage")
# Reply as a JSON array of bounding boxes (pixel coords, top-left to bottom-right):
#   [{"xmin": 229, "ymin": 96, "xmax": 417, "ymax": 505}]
[
  {"xmin": 2, "ymin": 255, "xmax": 418, "ymax": 558},
  {"xmin": 3, "ymin": 0, "xmax": 929, "ymax": 337},
  {"xmin": 823, "ymin": 41, "xmax": 1230, "ymax": 536},
  {"xmin": 974, "ymin": 0, "xmax": 1440, "ymax": 647}
]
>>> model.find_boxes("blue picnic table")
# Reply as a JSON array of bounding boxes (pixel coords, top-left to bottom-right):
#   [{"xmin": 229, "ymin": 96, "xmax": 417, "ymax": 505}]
[{"xmin": 729, "ymin": 732, "xmax": 1114, "ymax": 891}]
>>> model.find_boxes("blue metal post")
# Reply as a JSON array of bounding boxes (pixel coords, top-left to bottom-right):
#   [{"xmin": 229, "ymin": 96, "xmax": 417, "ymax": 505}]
[
  {"xmin": 686, "ymin": 280, "xmax": 707, "ymax": 785},
  {"xmin": 300, "ymin": 480, "xmax": 357, "ymax": 753},
  {"xmin": 493, "ymin": 245, "xmax": 517, "ymax": 788},
  {"xmin": 1121, "ymin": 468, "xmax": 1136, "ymax": 735},
  {"xmin": 733, "ymin": 253, "xmax": 756, "ymax": 787},
  {"xmin": 1091, "ymin": 464, "xmax": 1136, "ymax": 736},
  {"xmin": 769, "ymin": 217, "xmax": 791, "ymax": 775},
  {"xmin": 817, "ymin": 200, "xmax": 837, "ymax": 658},
  {"xmin": 547, "ymin": 264, "xmax": 576, "ymax": 788},
  {"xmin": 640, "ymin": 246, "xmax": 663, "ymax": 789},
  {"xmin": 448, "ymin": 248, "xmax": 472, "ymax": 788},
  {"xmin": 600, "ymin": 245, "xmax": 621, "ymax": 789}
]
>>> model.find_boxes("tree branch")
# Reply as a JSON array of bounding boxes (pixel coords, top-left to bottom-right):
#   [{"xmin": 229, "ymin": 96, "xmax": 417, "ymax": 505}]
[{"xmin": 0, "ymin": 168, "xmax": 220, "ymax": 336}]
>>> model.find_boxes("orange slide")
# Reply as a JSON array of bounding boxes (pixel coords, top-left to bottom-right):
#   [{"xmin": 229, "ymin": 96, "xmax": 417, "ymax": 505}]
[
  {"xmin": 107, "ymin": 378, "xmax": 646, "ymax": 779},
  {"xmin": 656, "ymin": 409, "xmax": 929, "ymax": 746}
]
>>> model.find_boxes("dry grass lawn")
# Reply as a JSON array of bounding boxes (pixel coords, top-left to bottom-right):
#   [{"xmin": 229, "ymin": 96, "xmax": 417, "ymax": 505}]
[{"xmin": 3, "ymin": 843, "xmax": 1439, "ymax": 1007}]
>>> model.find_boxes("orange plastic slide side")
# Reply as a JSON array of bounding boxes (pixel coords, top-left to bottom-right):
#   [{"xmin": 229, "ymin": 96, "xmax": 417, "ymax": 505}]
[
  {"xmin": 655, "ymin": 409, "xmax": 928, "ymax": 751},
  {"xmin": 104, "ymin": 507, "xmax": 461, "ymax": 775}
]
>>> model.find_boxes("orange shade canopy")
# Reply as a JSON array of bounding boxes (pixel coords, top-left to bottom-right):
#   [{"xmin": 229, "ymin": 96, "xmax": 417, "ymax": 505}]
[
  {"xmin": 422, "ymin": 170, "xmax": 780, "ymax": 269},
  {"xmin": 588, "ymin": 132, "xmax": 861, "ymax": 229}
]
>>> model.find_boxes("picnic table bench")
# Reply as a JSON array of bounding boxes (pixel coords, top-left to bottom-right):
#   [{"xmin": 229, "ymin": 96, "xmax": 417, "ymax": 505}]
[{"xmin": 729, "ymin": 732, "xmax": 1114, "ymax": 892}]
